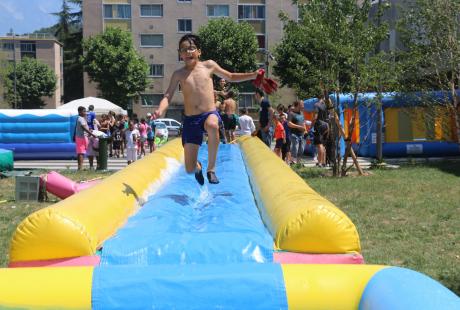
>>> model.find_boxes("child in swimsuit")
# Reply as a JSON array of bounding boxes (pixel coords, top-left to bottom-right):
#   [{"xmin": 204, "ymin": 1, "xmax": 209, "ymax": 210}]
[{"xmin": 153, "ymin": 34, "xmax": 260, "ymax": 185}]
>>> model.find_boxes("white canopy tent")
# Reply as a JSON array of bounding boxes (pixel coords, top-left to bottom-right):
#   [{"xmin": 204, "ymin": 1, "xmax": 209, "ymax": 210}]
[{"xmin": 57, "ymin": 97, "xmax": 127, "ymax": 115}]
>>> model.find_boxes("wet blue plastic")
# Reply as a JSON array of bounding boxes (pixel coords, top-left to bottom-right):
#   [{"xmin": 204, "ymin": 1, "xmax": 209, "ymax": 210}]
[
  {"xmin": 359, "ymin": 267, "xmax": 460, "ymax": 310},
  {"xmin": 100, "ymin": 144, "xmax": 274, "ymax": 265},
  {"xmin": 93, "ymin": 264, "xmax": 288, "ymax": 309}
]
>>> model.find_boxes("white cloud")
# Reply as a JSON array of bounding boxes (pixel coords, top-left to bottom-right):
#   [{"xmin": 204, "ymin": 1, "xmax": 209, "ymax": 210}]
[{"xmin": 0, "ymin": 1, "xmax": 24, "ymax": 21}]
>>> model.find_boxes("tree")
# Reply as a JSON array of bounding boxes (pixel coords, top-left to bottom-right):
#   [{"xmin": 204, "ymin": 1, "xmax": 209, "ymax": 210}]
[
  {"xmin": 198, "ymin": 18, "xmax": 258, "ymax": 92},
  {"xmin": 274, "ymin": 0, "xmax": 391, "ymax": 176},
  {"xmin": 398, "ymin": 0, "xmax": 460, "ymax": 144},
  {"xmin": 81, "ymin": 27, "xmax": 149, "ymax": 108},
  {"xmin": 52, "ymin": 0, "xmax": 84, "ymax": 102},
  {"xmin": 4, "ymin": 57, "xmax": 57, "ymax": 108},
  {"xmin": 0, "ymin": 51, "xmax": 8, "ymax": 108}
]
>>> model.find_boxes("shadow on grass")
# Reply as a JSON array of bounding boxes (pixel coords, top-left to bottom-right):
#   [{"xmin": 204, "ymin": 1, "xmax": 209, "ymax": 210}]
[{"xmin": 401, "ymin": 161, "xmax": 460, "ymax": 178}]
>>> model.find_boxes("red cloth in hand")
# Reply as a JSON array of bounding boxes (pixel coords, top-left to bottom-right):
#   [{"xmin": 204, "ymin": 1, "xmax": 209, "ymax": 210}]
[{"xmin": 252, "ymin": 69, "xmax": 278, "ymax": 94}]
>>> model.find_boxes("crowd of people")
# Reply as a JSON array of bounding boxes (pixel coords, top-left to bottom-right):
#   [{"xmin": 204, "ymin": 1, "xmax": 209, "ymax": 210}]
[
  {"xmin": 74, "ymin": 94, "xmax": 330, "ymax": 171},
  {"xmin": 74, "ymin": 105, "xmax": 162, "ymax": 170},
  {"xmin": 215, "ymin": 79, "xmax": 331, "ymax": 167}
]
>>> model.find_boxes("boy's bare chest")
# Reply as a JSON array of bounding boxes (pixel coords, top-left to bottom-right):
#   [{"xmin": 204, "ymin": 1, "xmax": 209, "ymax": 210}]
[{"xmin": 181, "ymin": 71, "xmax": 212, "ymax": 88}]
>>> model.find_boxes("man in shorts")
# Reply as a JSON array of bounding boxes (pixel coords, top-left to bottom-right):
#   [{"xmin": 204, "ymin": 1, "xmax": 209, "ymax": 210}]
[{"xmin": 75, "ymin": 106, "xmax": 96, "ymax": 170}]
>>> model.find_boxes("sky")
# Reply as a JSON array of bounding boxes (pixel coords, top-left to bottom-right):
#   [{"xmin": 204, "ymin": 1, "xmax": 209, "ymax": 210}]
[{"xmin": 0, "ymin": 0, "xmax": 78, "ymax": 36}]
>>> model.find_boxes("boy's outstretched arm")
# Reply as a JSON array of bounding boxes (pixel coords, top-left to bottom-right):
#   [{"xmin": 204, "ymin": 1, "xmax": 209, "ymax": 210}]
[
  {"xmin": 154, "ymin": 72, "xmax": 180, "ymax": 118},
  {"xmin": 209, "ymin": 60, "xmax": 258, "ymax": 83}
]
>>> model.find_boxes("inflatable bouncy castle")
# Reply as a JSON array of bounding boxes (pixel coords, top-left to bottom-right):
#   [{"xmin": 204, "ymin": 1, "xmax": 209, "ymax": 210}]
[
  {"xmin": 0, "ymin": 138, "xmax": 458, "ymax": 309},
  {"xmin": 304, "ymin": 91, "xmax": 460, "ymax": 157},
  {"xmin": 0, "ymin": 109, "xmax": 77, "ymax": 159}
]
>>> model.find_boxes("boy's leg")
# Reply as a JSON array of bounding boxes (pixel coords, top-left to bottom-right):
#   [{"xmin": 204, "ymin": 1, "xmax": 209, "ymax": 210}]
[
  {"xmin": 204, "ymin": 114, "xmax": 220, "ymax": 184},
  {"xmin": 184, "ymin": 143, "xmax": 204, "ymax": 185},
  {"xmin": 77, "ymin": 154, "xmax": 84, "ymax": 170}
]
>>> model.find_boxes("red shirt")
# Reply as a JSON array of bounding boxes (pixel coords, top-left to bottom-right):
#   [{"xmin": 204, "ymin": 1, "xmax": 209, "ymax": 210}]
[{"xmin": 274, "ymin": 122, "xmax": 285, "ymax": 140}]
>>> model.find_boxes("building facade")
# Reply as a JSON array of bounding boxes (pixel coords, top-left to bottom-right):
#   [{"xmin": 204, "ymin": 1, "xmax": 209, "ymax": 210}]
[
  {"xmin": 82, "ymin": 0, "xmax": 299, "ymax": 119},
  {"xmin": 0, "ymin": 34, "xmax": 64, "ymax": 109}
]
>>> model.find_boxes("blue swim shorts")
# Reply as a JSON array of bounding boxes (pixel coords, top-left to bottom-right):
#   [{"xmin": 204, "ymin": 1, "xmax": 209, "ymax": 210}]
[{"xmin": 182, "ymin": 110, "xmax": 221, "ymax": 146}]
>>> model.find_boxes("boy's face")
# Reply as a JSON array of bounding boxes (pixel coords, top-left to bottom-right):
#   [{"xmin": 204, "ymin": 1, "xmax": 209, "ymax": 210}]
[{"xmin": 179, "ymin": 40, "xmax": 201, "ymax": 64}]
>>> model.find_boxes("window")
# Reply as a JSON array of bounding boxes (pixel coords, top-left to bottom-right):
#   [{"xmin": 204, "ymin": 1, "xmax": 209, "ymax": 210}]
[
  {"xmin": 178, "ymin": 19, "xmax": 192, "ymax": 33},
  {"xmin": 238, "ymin": 5, "xmax": 265, "ymax": 20},
  {"xmin": 207, "ymin": 5, "xmax": 229, "ymax": 17},
  {"xmin": 177, "ymin": 0, "xmax": 192, "ymax": 3},
  {"xmin": 141, "ymin": 94, "xmax": 163, "ymax": 106},
  {"xmin": 149, "ymin": 64, "xmax": 164, "ymax": 77},
  {"xmin": 240, "ymin": 93, "xmax": 255, "ymax": 108},
  {"xmin": 117, "ymin": 5, "xmax": 131, "ymax": 18},
  {"xmin": 20, "ymin": 41, "xmax": 36, "ymax": 59},
  {"xmin": 104, "ymin": 4, "xmax": 113, "ymax": 18},
  {"xmin": 103, "ymin": 4, "xmax": 131, "ymax": 19},
  {"xmin": 257, "ymin": 35, "xmax": 265, "ymax": 49},
  {"xmin": 140, "ymin": 34, "xmax": 164, "ymax": 47},
  {"xmin": 2, "ymin": 42, "xmax": 14, "ymax": 50},
  {"xmin": 140, "ymin": 4, "xmax": 163, "ymax": 17}
]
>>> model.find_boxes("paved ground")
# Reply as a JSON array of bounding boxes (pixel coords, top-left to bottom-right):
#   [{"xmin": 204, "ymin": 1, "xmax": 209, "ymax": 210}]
[
  {"xmin": 13, "ymin": 155, "xmax": 378, "ymax": 171},
  {"xmin": 13, "ymin": 152, "xmax": 460, "ymax": 172}
]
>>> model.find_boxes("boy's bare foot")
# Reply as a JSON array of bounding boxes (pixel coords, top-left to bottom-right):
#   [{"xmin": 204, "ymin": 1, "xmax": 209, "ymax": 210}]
[
  {"xmin": 207, "ymin": 171, "xmax": 219, "ymax": 184},
  {"xmin": 195, "ymin": 161, "xmax": 204, "ymax": 185}
]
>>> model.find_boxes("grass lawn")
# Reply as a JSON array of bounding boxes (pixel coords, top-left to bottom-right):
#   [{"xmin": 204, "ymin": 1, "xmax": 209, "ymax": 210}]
[
  {"xmin": 293, "ymin": 162, "xmax": 460, "ymax": 295},
  {"xmin": 0, "ymin": 169, "xmax": 112, "ymax": 267},
  {"xmin": 0, "ymin": 162, "xmax": 458, "ymax": 296}
]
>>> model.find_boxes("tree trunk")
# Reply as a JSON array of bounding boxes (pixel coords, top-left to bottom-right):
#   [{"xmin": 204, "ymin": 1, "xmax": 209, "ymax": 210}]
[{"xmin": 450, "ymin": 81, "xmax": 460, "ymax": 144}]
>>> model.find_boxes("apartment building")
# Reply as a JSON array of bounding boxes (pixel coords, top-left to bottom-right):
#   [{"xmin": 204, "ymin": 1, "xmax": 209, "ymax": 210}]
[
  {"xmin": 0, "ymin": 34, "xmax": 63, "ymax": 109},
  {"xmin": 82, "ymin": 0, "xmax": 299, "ymax": 118}
]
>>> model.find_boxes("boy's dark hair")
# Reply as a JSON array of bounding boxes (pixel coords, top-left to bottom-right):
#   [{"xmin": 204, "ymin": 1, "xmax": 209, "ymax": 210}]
[
  {"xmin": 254, "ymin": 88, "xmax": 264, "ymax": 97},
  {"xmin": 226, "ymin": 90, "xmax": 235, "ymax": 99},
  {"xmin": 240, "ymin": 108, "xmax": 248, "ymax": 114},
  {"xmin": 88, "ymin": 105, "xmax": 94, "ymax": 111},
  {"xmin": 78, "ymin": 106, "xmax": 86, "ymax": 113},
  {"xmin": 179, "ymin": 34, "xmax": 201, "ymax": 50}
]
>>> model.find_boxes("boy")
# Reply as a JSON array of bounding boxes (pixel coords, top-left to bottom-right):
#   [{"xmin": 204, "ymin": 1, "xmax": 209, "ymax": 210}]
[
  {"xmin": 273, "ymin": 113, "xmax": 286, "ymax": 158},
  {"xmin": 124, "ymin": 121, "xmax": 139, "ymax": 165},
  {"xmin": 153, "ymin": 34, "xmax": 262, "ymax": 185}
]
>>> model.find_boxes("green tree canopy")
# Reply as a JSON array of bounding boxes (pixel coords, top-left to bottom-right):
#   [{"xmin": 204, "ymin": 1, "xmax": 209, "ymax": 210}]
[
  {"xmin": 398, "ymin": 0, "xmax": 460, "ymax": 93},
  {"xmin": 52, "ymin": 0, "xmax": 84, "ymax": 102},
  {"xmin": 81, "ymin": 27, "xmax": 148, "ymax": 108},
  {"xmin": 198, "ymin": 18, "xmax": 258, "ymax": 85},
  {"xmin": 4, "ymin": 57, "xmax": 57, "ymax": 109},
  {"xmin": 274, "ymin": 0, "xmax": 389, "ymax": 99}
]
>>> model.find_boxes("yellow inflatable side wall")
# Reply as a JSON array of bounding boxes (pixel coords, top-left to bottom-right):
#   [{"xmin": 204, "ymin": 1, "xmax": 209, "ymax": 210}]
[
  {"xmin": 0, "ymin": 266, "xmax": 93, "ymax": 310},
  {"xmin": 9, "ymin": 139, "xmax": 183, "ymax": 263},
  {"xmin": 282, "ymin": 264, "xmax": 386, "ymax": 309},
  {"xmin": 238, "ymin": 136, "xmax": 361, "ymax": 254}
]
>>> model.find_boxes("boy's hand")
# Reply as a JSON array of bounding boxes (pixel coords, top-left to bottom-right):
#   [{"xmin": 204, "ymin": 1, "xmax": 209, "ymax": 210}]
[
  {"xmin": 252, "ymin": 69, "xmax": 265, "ymax": 89},
  {"xmin": 153, "ymin": 110, "xmax": 161, "ymax": 119},
  {"xmin": 252, "ymin": 69, "xmax": 278, "ymax": 95}
]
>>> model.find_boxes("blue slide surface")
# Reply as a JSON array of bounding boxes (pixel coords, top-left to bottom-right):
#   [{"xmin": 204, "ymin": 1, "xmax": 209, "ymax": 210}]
[{"xmin": 99, "ymin": 144, "xmax": 274, "ymax": 265}]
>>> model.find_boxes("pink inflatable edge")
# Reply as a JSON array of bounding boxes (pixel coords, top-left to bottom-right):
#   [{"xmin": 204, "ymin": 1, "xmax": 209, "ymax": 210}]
[
  {"xmin": 9, "ymin": 252, "xmax": 364, "ymax": 268},
  {"xmin": 9, "ymin": 255, "xmax": 101, "ymax": 268},
  {"xmin": 273, "ymin": 252, "xmax": 364, "ymax": 264}
]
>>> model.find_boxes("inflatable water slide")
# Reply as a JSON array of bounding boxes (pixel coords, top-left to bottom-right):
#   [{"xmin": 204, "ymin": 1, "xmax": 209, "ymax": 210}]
[{"xmin": 1, "ymin": 137, "xmax": 459, "ymax": 309}]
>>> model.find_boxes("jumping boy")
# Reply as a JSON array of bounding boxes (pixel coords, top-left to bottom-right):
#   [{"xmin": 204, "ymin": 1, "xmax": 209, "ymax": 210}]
[{"xmin": 154, "ymin": 34, "xmax": 262, "ymax": 185}]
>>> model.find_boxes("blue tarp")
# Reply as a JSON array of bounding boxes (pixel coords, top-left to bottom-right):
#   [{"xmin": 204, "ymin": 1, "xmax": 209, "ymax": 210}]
[
  {"xmin": 93, "ymin": 264, "xmax": 288, "ymax": 309},
  {"xmin": 100, "ymin": 144, "xmax": 274, "ymax": 265}
]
